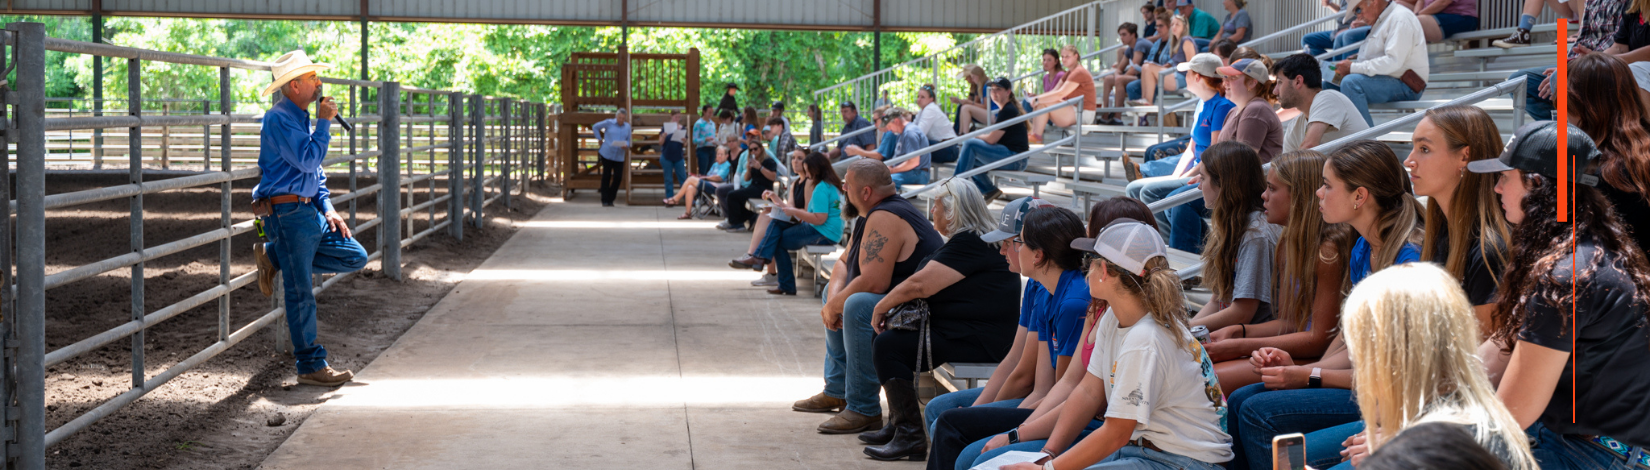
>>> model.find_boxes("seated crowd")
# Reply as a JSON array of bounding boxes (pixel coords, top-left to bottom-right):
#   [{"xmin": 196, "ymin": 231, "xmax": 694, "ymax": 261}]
[{"xmin": 668, "ymin": 3, "xmax": 1642, "ymax": 468}]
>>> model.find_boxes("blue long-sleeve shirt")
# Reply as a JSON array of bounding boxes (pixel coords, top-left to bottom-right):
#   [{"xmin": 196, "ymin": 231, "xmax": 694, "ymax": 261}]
[
  {"xmin": 592, "ymin": 118, "xmax": 633, "ymax": 162},
  {"xmin": 253, "ymin": 94, "xmax": 334, "ymax": 214}
]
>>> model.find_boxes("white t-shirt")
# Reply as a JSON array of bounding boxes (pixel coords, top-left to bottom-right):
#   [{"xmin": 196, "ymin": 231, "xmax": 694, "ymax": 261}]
[
  {"xmin": 915, "ymin": 102, "xmax": 959, "ymax": 141},
  {"xmin": 1087, "ymin": 309, "xmax": 1233, "ymax": 464},
  {"xmin": 1282, "ymin": 90, "xmax": 1370, "ymax": 153}
]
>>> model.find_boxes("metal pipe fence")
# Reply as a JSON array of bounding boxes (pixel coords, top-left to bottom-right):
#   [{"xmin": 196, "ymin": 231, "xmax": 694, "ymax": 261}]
[{"xmin": 0, "ymin": 23, "xmax": 552, "ymax": 469}]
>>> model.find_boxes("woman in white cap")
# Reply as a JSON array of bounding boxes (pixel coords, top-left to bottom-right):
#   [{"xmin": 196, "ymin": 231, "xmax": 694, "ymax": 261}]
[{"xmin": 999, "ymin": 219, "xmax": 1231, "ymax": 470}]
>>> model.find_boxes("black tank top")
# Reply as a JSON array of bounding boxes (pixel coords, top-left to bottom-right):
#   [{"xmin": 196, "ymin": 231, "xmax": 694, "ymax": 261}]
[{"xmin": 843, "ymin": 195, "xmax": 945, "ymax": 291}]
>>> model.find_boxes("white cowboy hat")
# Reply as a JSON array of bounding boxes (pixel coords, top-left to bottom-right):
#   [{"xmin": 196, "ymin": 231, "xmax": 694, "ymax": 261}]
[{"xmin": 261, "ymin": 50, "xmax": 332, "ymax": 97}]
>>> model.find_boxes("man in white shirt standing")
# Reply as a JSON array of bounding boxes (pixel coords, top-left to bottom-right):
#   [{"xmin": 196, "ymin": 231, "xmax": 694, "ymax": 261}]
[
  {"xmin": 912, "ymin": 83, "xmax": 961, "ymax": 164},
  {"xmin": 1274, "ymin": 53, "xmax": 1371, "ymax": 153},
  {"xmin": 1325, "ymin": 0, "xmax": 1428, "ymax": 127}
]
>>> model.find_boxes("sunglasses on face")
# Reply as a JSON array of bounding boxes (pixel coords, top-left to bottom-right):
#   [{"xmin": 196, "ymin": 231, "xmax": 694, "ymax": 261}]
[{"xmin": 1082, "ymin": 252, "xmax": 1105, "ymax": 273}]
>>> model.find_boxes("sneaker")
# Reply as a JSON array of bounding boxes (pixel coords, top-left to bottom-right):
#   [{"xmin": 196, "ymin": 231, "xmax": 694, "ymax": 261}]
[
  {"xmin": 751, "ymin": 274, "xmax": 778, "ymax": 286},
  {"xmin": 254, "ymin": 243, "xmax": 278, "ymax": 297},
  {"xmin": 296, "ymin": 367, "xmax": 354, "ymax": 387},
  {"xmin": 1492, "ymin": 28, "xmax": 1532, "ymax": 48},
  {"xmin": 724, "ymin": 225, "xmax": 750, "ymax": 233},
  {"xmin": 1123, "ymin": 156, "xmax": 1144, "ymax": 182},
  {"xmin": 983, "ymin": 189, "xmax": 1005, "ymax": 202},
  {"xmin": 715, "ymin": 221, "xmax": 735, "ymax": 230}
]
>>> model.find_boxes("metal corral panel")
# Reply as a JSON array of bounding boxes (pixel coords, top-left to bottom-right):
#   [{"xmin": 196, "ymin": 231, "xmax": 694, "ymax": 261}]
[
  {"xmin": 885, "ymin": 0, "xmax": 1092, "ymax": 30},
  {"xmin": 370, "ymin": 0, "xmax": 613, "ymax": 23},
  {"xmin": 105, "ymin": 0, "xmax": 357, "ymax": 17},
  {"xmin": 628, "ymin": 0, "xmax": 873, "ymax": 29}
]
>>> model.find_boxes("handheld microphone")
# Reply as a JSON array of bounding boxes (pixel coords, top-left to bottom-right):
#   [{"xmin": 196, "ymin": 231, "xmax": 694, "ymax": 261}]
[{"xmin": 320, "ymin": 95, "xmax": 353, "ymax": 132}]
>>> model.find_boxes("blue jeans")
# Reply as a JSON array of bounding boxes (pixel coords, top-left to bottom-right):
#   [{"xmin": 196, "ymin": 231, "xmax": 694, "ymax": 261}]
[
  {"xmin": 754, "ymin": 220, "xmax": 832, "ymax": 293},
  {"xmin": 931, "ymin": 144, "xmax": 959, "ymax": 164},
  {"xmin": 1309, "ymin": 421, "xmax": 1367, "ymax": 470},
  {"xmin": 891, "ymin": 169, "xmax": 931, "ymax": 186},
  {"xmin": 956, "ymin": 139, "xmax": 1022, "ymax": 195},
  {"xmin": 261, "ymin": 202, "xmax": 370, "ymax": 375},
  {"xmin": 1125, "ymin": 176, "xmax": 1191, "ymax": 240},
  {"xmin": 661, "ymin": 157, "xmax": 687, "ymax": 199},
  {"xmin": 1515, "ymin": 67, "xmax": 1556, "ymax": 121},
  {"xmin": 1142, "ymin": 136, "xmax": 1189, "ymax": 163},
  {"xmin": 1305, "ymin": 26, "xmax": 1370, "ymax": 61},
  {"xmin": 964, "ymin": 420, "xmax": 1106, "ymax": 470},
  {"xmin": 923, "ymin": 388, "xmax": 1025, "ymax": 436},
  {"xmin": 1166, "ymin": 183, "xmax": 1208, "ymax": 253},
  {"xmin": 1125, "ymin": 74, "xmax": 1187, "ymax": 101},
  {"xmin": 1081, "ymin": 445, "xmax": 1226, "ymax": 470},
  {"xmin": 1324, "ymin": 72, "xmax": 1423, "ymax": 127},
  {"xmin": 1526, "ymin": 422, "xmax": 1647, "ymax": 469},
  {"xmin": 695, "ymin": 146, "xmax": 716, "ymax": 176},
  {"xmin": 1227, "ymin": 384, "xmax": 1361, "ymax": 470},
  {"xmin": 821, "ymin": 287, "xmax": 885, "ymax": 417}
]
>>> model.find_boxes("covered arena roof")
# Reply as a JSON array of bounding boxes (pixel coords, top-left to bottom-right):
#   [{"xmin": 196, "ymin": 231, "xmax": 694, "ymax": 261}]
[{"xmin": 8, "ymin": 0, "xmax": 1100, "ymax": 33}]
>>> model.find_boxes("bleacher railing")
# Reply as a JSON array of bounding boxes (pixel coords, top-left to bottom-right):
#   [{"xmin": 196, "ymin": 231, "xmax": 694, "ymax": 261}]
[
  {"xmin": 812, "ymin": 1, "xmax": 1104, "ymax": 127},
  {"xmin": 1, "ymin": 22, "xmax": 551, "ymax": 469}
]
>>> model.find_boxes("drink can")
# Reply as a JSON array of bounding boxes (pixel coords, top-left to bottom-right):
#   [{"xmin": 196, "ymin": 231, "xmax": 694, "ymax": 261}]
[{"xmin": 1190, "ymin": 325, "xmax": 1211, "ymax": 343}]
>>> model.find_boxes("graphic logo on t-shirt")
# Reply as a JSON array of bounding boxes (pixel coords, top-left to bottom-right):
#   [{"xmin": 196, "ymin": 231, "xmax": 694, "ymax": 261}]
[
  {"xmin": 1188, "ymin": 337, "xmax": 1229, "ymax": 430},
  {"xmin": 1122, "ymin": 387, "xmax": 1145, "ymax": 406}
]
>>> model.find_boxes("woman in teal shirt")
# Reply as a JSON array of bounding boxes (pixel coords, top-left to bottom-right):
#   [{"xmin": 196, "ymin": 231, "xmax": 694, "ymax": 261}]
[{"xmin": 741, "ymin": 150, "xmax": 844, "ymax": 295}]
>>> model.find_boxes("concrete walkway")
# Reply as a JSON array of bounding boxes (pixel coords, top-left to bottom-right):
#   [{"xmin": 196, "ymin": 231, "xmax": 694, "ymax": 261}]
[{"xmin": 260, "ymin": 199, "xmax": 924, "ymax": 470}]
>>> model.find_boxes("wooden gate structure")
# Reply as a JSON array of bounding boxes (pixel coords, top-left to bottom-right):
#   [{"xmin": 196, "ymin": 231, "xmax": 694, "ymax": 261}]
[{"xmin": 556, "ymin": 46, "xmax": 700, "ymax": 203}]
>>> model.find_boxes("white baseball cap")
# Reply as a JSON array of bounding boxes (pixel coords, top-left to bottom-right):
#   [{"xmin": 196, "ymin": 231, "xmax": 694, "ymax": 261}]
[{"xmin": 1068, "ymin": 218, "xmax": 1169, "ymax": 277}]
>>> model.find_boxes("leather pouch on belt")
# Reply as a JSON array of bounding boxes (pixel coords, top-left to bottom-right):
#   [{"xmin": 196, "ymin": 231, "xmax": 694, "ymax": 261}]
[{"xmin": 250, "ymin": 199, "xmax": 273, "ymax": 217}]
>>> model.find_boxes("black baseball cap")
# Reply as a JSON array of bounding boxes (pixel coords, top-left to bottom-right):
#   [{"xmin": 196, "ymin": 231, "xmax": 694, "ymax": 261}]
[
  {"xmin": 840, "ymin": 100, "xmax": 857, "ymax": 109},
  {"xmin": 1466, "ymin": 121, "xmax": 1602, "ymax": 187},
  {"xmin": 772, "ymin": 101, "xmax": 785, "ymax": 110},
  {"xmin": 987, "ymin": 76, "xmax": 1013, "ymax": 90},
  {"xmin": 725, "ymin": 82, "xmax": 740, "ymax": 90}
]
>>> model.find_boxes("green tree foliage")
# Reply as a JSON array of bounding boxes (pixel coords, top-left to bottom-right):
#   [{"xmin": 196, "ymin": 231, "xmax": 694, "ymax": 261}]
[{"xmin": 9, "ymin": 15, "xmax": 969, "ymax": 113}]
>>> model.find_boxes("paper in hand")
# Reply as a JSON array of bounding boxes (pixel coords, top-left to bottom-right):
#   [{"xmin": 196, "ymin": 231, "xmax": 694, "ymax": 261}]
[{"xmin": 969, "ymin": 451, "xmax": 1047, "ymax": 470}]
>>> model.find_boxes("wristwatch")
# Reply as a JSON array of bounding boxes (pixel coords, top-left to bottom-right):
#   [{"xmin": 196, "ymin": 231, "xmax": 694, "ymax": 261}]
[
  {"xmin": 1007, "ymin": 427, "xmax": 1022, "ymax": 444},
  {"xmin": 1309, "ymin": 367, "xmax": 1323, "ymax": 389}
]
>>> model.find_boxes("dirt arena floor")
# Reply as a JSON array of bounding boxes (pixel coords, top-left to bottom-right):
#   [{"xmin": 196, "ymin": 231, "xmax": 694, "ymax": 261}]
[{"xmin": 35, "ymin": 171, "xmax": 553, "ymax": 470}]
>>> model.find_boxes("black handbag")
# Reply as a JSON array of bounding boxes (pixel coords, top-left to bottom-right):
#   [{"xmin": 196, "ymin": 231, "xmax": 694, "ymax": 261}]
[{"xmin": 885, "ymin": 299, "xmax": 934, "ymax": 379}]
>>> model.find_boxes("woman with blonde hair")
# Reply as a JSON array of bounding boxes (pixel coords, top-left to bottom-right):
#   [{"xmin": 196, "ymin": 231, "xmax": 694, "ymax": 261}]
[
  {"xmin": 953, "ymin": 64, "xmax": 993, "ymax": 134},
  {"xmin": 1135, "ymin": 13, "xmax": 1198, "ymax": 105},
  {"xmin": 1317, "ymin": 140, "xmax": 1424, "ymax": 286},
  {"xmin": 1303, "ymin": 263, "xmax": 1536, "ymax": 470},
  {"xmin": 1404, "ymin": 105, "xmax": 1512, "ymax": 331}
]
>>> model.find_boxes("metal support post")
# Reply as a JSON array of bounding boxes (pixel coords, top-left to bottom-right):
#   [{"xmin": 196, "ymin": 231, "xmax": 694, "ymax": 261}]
[
  {"xmin": 469, "ymin": 95, "xmax": 484, "ymax": 228},
  {"xmin": 502, "ymin": 99, "xmax": 514, "ymax": 210},
  {"xmin": 1087, "ymin": 5, "xmax": 1098, "ymax": 59},
  {"xmin": 13, "ymin": 21, "xmax": 48, "ymax": 470},
  {"xmin": 218, "ymin": 67, "xmax": 231, "ymax": 343},
  {"xmin": 92, "ymin": 13, "xmax": 104, "ymax": 170},
  {"xmin": 379, "ymin": 82, "xmax": 403, "ymax": 280},
  {"xmin": 126, "ymin": 57, "xmax": 146, "ymax": 390},
  {"xmin": 1007, "ymin": 32, "xmax": 1018, "ymax": 80},
  {"xmin": 1512, "ymin": 78, "xmax": 1528, "ymax": 128},
  {"xmin": 539, "ymin": 104, "xmax": 548, "ymax": 184},
  {"xmin": 447, "ymin": 92, "xmax": 465, "ymax": 240},
  {"xmin": 0, "ymin": 32, "xmax": 15, "ymax": 469}
]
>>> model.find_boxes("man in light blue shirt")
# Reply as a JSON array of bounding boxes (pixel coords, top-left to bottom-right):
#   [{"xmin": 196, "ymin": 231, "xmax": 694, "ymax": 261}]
[
  {"xmin": 591, "ymin": 109, "xmax": 633, "ymax": 207},
  {"xmin": 251, "ymin": 50, "xmax": 369, "ymax": 387}
]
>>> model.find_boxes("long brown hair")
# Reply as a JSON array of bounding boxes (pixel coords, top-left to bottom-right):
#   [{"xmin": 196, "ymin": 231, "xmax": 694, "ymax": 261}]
[
  {"xmin": 1201, "ymin": 141, "xmax": 1267, "ymax": 302},
  {"xmin": 803, "ymin": 151, "xmax": 843, "ymax": 194},
  {"xmin": 1417, "ymin": 106, "xmax": 1512, "ymax": 293},
  {"xmin": 1271, "ymin": 151, "xmax": 1352, "ymax": 332},
  {"xmin": 1567, "ymin": 53, "xmax": 1650, "ymax": 199},
  {"xmin": 1327, "ymin": 140, "xmax": 1424, "ymax": 287}
]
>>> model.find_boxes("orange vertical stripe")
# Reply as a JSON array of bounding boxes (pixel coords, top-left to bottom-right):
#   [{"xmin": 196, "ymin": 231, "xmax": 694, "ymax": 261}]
[{"xmin": 1558, "ymin": 21, "xmax": 1569, "ymax": 222}]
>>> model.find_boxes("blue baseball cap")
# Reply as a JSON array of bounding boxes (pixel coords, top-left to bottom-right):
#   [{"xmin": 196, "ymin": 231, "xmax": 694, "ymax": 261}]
[{"xmin": 982, "ymin": 197, "xmax": 1054, "ymax": 243}]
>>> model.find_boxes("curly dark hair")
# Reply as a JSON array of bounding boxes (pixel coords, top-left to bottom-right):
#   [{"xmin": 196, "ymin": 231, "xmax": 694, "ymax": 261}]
[{"xmin": 1491, "ymin": 173, "xmax": 1650, "ymax": 350}]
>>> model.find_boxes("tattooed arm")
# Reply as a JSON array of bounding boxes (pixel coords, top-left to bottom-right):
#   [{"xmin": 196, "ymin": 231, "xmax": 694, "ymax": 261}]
[{"xmin": 820, "ymin": 211, "xmax": 908, "ymax": 330}]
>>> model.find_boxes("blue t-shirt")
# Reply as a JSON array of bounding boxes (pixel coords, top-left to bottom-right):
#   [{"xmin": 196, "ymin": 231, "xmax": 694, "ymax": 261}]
[
  {"xmin": 807, "ymin": 183, "xmax": 844, "ymax": 242},
  {"xmin": 1348, "ymin": 236, "xmax": 1422, "ymax": 285},
  {"xmin": 893, "ymin": 125, "xmax": 932, "ymax": 173},
  {"xmin": 877, "ymin": 130, "xmax": 899, "ymax": 160},
  {"xmin": 1033, "ymin": 269, "xmax": 1093, "ymax": 361},
  {"xmin": 706, "ymin": 161, "xmax": 731, "ymax": 181},
  {"xmin": 1191, "ymin": 95, "xmax": 1236, "ymax": 167},
  {"xmin": 1020, "ymin": 280, "xmax": 1044, "ymax": 330}
]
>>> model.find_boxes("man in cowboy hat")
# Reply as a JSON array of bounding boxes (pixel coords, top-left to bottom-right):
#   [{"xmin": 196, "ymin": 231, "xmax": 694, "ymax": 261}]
[{"xmin": 251, "ymin": 50, "xmax": 369, "ymax": 387}]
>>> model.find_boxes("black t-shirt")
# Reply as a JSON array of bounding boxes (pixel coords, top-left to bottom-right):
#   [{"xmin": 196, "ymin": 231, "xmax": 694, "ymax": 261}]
[
  {"xmin": 922, "ymin": 231, "xmax": 1022, "ymax": 353},
  {"xmin": 1429, "ymin": 226, "xmax": 1505, "ymax": 306},
  {"xmin": 745, "ymin": 153, "xmax": 779, "ymax": 190},
  {"xmin": 1517, "ymin": 242, "xmax": 1650, "ymax": 446},
  {"xmin": 1600, "ymin": 181, "xmax": 1650, "ymax": 255},
  {"xmin": 995, "ymin": 104, "xmax": 1030, "ymax": 153},
  {"xmin": 1615, "ymin": 12, "xmax": 1650, "ymax": 52},
  {"xmin": 718, "ymin": 94, "xmax": 739, "ymax": 116}
]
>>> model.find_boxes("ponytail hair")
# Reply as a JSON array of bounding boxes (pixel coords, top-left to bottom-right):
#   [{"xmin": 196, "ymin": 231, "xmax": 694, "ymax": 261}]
[{"xmin": 1098, "ymin": 256, "xmax": 1194, "ymax": 355}]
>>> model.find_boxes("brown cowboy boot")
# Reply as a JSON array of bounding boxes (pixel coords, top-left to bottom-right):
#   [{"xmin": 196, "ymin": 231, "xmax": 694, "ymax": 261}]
[
  {"xmin": 791, "ymin": 392, "xmax": 846, "ymax": 413},
  {"xmin": 817, "ymin": 409, "xmax": 883, "ymax": 434}
]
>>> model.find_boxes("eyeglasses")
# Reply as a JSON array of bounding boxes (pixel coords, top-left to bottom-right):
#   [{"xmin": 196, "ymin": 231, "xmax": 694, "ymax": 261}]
[
  {"xmin": 1082, "ymin": 252, "xmax": 1105, "ymax": 273},
  {"xmin": 1008, "ymin": 236, "xmax": 1025, "ymax": 246}
]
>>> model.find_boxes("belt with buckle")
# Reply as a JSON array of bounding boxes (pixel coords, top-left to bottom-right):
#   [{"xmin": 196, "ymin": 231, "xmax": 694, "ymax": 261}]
[
  {"xmin": 1129, "ymin": 437, "xmax": 1164, "ymax": 453},
  {"xmin": 265, "ymin": 194, "xmax": 311, "ymax": 205},
  {"xmin": 1586, "ymin": 435, "xmax": 1650, "ymax": 469}
]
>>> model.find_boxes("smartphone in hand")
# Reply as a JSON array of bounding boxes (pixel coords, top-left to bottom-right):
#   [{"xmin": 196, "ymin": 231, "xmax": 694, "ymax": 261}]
[{"xmin": 1273, "ymin": 433, "xmax": 1306, "ymax": 470}]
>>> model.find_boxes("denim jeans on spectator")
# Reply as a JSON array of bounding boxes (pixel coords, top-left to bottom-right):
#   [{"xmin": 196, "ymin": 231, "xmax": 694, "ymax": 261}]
[
  {"xmin": 661, "ymin": 156, "xmax": 687, "ymax": 200},
  {"xmin": 821, "ymin": 286, "xmax": 885, "ymax": 417},
  {"xmin": 1227, "ymin": 383, "xmax": 1361, "ymax": 470},
  {"xmin": 1166, "ymin": 183, "xmax": 1209, "ymax": 253},
  {"xmin": 1140, "ymin": 155, "xmax": 1182, "ymax": 178},
  {"xmin": 1085, "ymin": 445, "xmax": 1227, "ymax": 470},
  {"xmin": 1324, "ymin": 72, "xmax": 1423, "ymax": 127},
  {"xmin": 1302, "ymin": 30, "xmax": 1336, "ymax": 57},
  {"xmin": 1525, "ymin": 422, "xmax": 1646, "ymax": 469},
  {"xmin": 932, "ymin": 143, "xmax": 960, "ymax": 164},
  {"xmin": 1513, "ymin": 67, "xmax": 1557, "ymax": 121},
  {"xmin": 956, "ymin": 139, "xmax": 1023, "ymax": 195},
  {"xmin": 1328, "ymin": 26, "xmax": 1369, "ymax": 61},
  {"xmin": 963, "ymin": 419, "xmax": 1105, "ymax": 470},
  {"xmin": 695, "ymin": 146, "xmax": 716, "ymax": 176},
  {"xmin": 1125, "ymin": 74, "xmax": 1188, "ymax": 102},
  {"xmin": 892, "ymin": 169, "xmax": 932, "ymax": 187},
  {"xmin": 1142, "ymin": 136, "xmax": 1190, "ymax": 163},
  {"xmin": 1125, "ymin": 176, "xmax": 1192, "ymax": 240},
  {"xmin": 923, "ymin": 387, "xmax": 1026, "ymax": 436},
  {"xmin": 261, "ymin": 202, "xmax": 370, "ymax": 375},
  {"xmin": 1310, "ymin": 421, "xmax": 1367, "ymax": 470},
  {"xmin": 755, "ymin": 219, "xmax": 832, "ymax": 294},
  {"xmin": 930, "ymin": 406, "xmax": 1034, "ymax": 470}
]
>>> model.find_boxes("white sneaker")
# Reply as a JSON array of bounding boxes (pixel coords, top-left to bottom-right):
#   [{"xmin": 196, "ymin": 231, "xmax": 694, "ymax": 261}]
[{"xmin": 751, "ymin": 274, "xmax": 778, "ymax": 286}]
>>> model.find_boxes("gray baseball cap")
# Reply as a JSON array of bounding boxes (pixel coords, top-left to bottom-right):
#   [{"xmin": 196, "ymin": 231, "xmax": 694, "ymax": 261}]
[{"xmin": 981, "ymin": 197, "xmax": 1054, "ymax": 243}]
